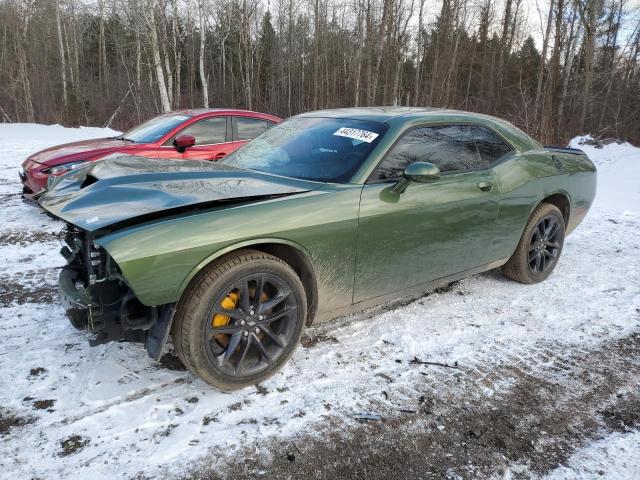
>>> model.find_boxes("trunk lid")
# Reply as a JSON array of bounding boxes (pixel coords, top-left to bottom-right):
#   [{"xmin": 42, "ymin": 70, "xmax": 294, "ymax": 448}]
[{"xmin": 543, "ymin": 145, "xmax": 587, "ymax": 156}]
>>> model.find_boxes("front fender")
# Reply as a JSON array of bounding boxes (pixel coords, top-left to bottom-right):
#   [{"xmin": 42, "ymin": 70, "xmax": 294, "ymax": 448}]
[
  {"xmin": 95, "ymin": 224, "xmax": 313, "ymax": 307},
  {"xmin": 175, "ymin": 237, "xmax": 314, "ymax": 300}
]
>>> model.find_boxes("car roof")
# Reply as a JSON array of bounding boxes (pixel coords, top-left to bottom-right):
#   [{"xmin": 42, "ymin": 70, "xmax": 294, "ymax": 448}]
[
  {"xmin": 296, "ymin": 107, "xmax": 540, "ymax": 151},
  {"xmin": 296, "ymin": 106, "xmax": 444, "ymax": 122},
  {"xmin": 168, "ymin": 108, "xmax": 281, "ymax": 120},
  {"xmin": 297, "ymin": 106, "xmax": 506, "ymax": 125}
]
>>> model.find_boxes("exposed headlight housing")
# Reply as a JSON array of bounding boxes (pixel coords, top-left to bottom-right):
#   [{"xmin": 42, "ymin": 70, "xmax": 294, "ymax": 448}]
[{"xmin": 44, "ymin": 160, "xmax": 90, "ymax": 176}]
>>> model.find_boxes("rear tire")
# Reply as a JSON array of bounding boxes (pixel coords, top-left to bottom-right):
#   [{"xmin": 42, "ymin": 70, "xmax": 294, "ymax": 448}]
[
  {"xmin": 171, "ymin": 249, "xmax": 307, "ymax": 390},
  {"xmin": 501, "ymin": 203, "xmax": 565, "ymax": 284}
]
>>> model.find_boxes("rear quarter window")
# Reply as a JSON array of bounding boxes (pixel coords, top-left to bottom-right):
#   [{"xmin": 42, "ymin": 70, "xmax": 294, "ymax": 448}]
[{"xmin": 469, "ymin": 125, "xmax": 514, "ymax": 167}]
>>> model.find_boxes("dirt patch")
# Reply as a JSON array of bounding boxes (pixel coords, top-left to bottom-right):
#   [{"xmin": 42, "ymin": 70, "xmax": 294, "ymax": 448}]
[
  {"xmin": 59, "ymin": 435, "xmax": 89, "ymax": 456},
  {"xmin": 153, "ymin": 424, "xmax": 178, "ymax": 440},
  {"xmin": 599, "ymin": 394, "xmax": 640, "ymax": 432},
  {"xmin": 301, "ymin": 333, "xmax": 339, "ymax": 348},
  {"xmin": 203, "ymin": 415, "xmax": 219, "ymax": 426},
  {"xmin": 159, "ymin": 353, "xmax": 186, "ymax": 371},
  {"xmin": 193, "ymin": 333, "xmax": 640, "ymax": 479},
  {"xmin": 0, "ymin": 280, "xmax": 57, "ymax": 307},
  {"xmin": 29, "ymin": 367, "xmax": 46, "ymax": 377},
  {"xmin": 0, "ymin": 409, "xmax": 34, "ymax": 436},
  {"xmin": 255, "ymin": 384, "xmax": 269, "ymax": 396},
  {"xmin": 0, "ymin": 230, "xmax": 58, "ymax": 247},
  {"xmin": 32, "ymin": 399, "xmax": 56, "ymax": 410},
  {"xmin": 433, "ymin": 280, "xmax": 462, "ymax": 294}
]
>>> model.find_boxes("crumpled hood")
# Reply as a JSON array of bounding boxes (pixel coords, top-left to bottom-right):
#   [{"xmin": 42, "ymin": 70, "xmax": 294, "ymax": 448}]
[
  {"xmin": 38, "ymin": 155, "xmax": 320, "ymax": 231},
  {"xmin": 23, "ymin": 138, "xmax": 130, "ymax": 167}
]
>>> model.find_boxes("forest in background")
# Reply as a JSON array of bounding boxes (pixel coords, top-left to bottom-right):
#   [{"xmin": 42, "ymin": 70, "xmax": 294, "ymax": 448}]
[{"xmin": 0, "ymin": 0, "xmax": 639, "ymax": 145}]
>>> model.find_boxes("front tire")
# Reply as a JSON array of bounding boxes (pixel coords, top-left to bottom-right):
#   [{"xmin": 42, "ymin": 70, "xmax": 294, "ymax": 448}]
[
  {"xmin": 171, "ymin": 250, "xmax": 307, "ymax": 390},
  {"xmin": 501, "ymin": 203, "xmax": 565, "ymax": 284}
]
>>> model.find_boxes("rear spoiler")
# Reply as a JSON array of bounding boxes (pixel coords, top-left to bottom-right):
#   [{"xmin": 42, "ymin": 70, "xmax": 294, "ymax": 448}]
[{"xmin": 544, "ymin": 146, "xmax": 586, "ymax": 156}]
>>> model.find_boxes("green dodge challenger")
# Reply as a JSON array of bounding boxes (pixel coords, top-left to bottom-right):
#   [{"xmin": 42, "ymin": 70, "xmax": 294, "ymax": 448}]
[{"xmin": 39, "ymin": 107, "xmax": 597, "ymax": 389}]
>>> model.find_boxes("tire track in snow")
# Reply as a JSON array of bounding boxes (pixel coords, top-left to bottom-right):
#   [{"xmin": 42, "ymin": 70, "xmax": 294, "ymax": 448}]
[
  {"xmin": 208, "ymin": 332, "xmax": 640, "ymax": 480},
  {"xmin": 51, "ymin": 377, "xmax": 193, "ymax": 427}
]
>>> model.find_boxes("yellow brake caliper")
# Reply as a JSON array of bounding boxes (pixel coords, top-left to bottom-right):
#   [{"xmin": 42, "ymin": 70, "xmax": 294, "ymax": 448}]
[
  {"xmin": 212, "ymin": 291, "xmax": 239, "ymax": 346},
  {"xmin": 211, "ymin": 288, "xmax": 270, "ymax": 348}
]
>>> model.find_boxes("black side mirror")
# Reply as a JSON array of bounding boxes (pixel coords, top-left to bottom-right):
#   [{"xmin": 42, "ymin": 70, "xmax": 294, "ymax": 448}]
[{"xmin": 390, "ymin": 162, "xmax": 441, "ymax": 194}]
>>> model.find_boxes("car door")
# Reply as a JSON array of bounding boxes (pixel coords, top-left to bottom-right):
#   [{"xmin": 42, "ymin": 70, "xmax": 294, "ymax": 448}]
[
  {"xmin": 157, "ymin": 116, "xmax": 232, "ymax": 161},
  {"xmin": 353, "ymin": 124, "xmax": 504, "ymax": 303}
]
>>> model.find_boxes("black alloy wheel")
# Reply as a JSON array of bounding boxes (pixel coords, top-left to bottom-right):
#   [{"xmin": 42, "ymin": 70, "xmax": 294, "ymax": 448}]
[
  {"xmin": 171, "ymin": 249, "xmax": 307, "ymax": 390},
  {"xmin": 528, "ymin": 215, "xmax": 562, "ymax": 273},
  {"xmin": 501, "ymin": 202, "xmax": 566, "ymax": 284},
  {"xmin": 206, "ymin": 273, "xmax": 299, "ymax": 377}
]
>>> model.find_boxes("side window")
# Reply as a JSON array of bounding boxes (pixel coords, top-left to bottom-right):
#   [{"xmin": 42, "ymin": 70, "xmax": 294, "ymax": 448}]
[
  {"xmin": 235, "ymin": 117, "xmax": 269, "ymax": 141},
  {"xmin": 372, "ymin": 125, "xmax": 480, "ymax": 181},
  {"xmin": 469, "ymin": 125, "xmax": 514, "ymax": 167},
  {"xmin": 165, "ymin": 117, "xmax": 227, "ymax": 146}
]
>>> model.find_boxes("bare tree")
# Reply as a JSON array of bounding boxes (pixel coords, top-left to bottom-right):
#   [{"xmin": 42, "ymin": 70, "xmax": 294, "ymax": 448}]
[
  {"xmin": 55, "ymin": 0, "xmax": 68, "ymax": 107},
  {"xmin": 145, "ymin": 0, "xmax": 171, "ymax": 112},
  {"xmin": 1, "ymin": 0, "xmax": 639, "ymax": 144},
  {"xmin": 197, "ymin": 0, "xmax": 209, "ymax": 107},
  {"xmin": 575, "ymin": 0, "xmax": 606, "ymax": 132}
]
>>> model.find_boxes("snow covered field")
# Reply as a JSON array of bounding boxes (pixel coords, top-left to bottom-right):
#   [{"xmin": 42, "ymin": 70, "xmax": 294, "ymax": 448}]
[{"xmin": 0, "ymin": 125, "xmax": 638, "ymax": 479}]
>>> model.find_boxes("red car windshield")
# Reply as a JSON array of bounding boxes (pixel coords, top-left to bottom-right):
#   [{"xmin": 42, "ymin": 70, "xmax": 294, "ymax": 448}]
[{"xmin": 119, "ymin": 114, "xmax": 192, "ymax": 143}]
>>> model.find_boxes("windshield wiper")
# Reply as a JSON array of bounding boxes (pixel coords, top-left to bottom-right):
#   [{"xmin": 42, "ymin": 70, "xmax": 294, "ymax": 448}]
[{"xmin": 110, "ymin": 135, "xmax": 135, "ymax": 143}]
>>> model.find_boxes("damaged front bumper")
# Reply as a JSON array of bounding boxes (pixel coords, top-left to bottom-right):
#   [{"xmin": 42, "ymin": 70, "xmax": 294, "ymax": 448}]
[{"xmin": 57, "ymin": 228, "xmax": 174, "ymax": 361}]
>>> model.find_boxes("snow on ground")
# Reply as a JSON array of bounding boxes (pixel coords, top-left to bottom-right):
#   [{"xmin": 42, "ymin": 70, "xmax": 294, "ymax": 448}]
[
  {"xmin": 543, "ymin": 431, "xmax": 640, "ymax": 480},
  {"xmin": 0, "ymin": 124, "xmax": 120, "ymax": 232},
  {"xmin": 0, "ymin": 124, "xmax": 639, "ymax": 479}
]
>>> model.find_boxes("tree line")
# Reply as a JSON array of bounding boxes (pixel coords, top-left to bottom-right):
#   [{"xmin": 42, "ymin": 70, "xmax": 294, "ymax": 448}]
[{"xmin": 1, "ymin": 0, "xmax": 639, "ymax": 145}]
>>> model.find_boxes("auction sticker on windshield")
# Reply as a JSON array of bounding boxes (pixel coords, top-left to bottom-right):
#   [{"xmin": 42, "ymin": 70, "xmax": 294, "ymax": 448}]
[{"xmin": 333, "ymin": 127, "xmax": 379, "ymax": 143}]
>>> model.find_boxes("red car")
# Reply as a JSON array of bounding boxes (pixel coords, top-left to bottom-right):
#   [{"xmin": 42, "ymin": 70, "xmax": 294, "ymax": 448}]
[{"xmin": 20, "ymin": 109, "xmax": 281, "ymax": 195}]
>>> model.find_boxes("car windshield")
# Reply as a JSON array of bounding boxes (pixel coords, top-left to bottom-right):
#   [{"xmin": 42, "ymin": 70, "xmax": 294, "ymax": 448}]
[
  {"xmin": 119, "ymin": 114, "xmax": 192, "ymax": 143},
  {"xmin": 222, "ymin": 117, "xmax": 388, "ymax": 183}
]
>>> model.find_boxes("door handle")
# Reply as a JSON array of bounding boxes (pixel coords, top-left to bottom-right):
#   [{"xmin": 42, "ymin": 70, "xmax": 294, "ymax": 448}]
[
  {"xmin": 477, "ymin": 181, "xmax": 494, "ymax": 192},
  {"xmin": 213, "ymin": 152, "xmax": 227, "ymax": 160}
]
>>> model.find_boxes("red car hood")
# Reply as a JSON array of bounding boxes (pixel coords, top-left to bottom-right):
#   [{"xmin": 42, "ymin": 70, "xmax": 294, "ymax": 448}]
[{"xmin": 23, "ymin": 138, "xmax": 133, "ymax": 168}]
